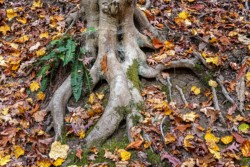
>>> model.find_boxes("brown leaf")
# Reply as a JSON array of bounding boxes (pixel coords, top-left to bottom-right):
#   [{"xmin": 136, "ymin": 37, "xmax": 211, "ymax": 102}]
[
  {"xmin": 101, "ymin": 53, "xmax": 108, "ymax": 73},
  {"xmin": 76, "ymin": 148, "xmax": 83, "ymax": 160},
  {"xmin": 231, "ymin": 132, "xmax": 245, "ymax": 144},
  {"xmin": 175, "ymin": 124, "xmax": 191, "ymax": 133},
  {"xmin": 32, "ymin": 110, "xmax": 47, "ymax": 122}
]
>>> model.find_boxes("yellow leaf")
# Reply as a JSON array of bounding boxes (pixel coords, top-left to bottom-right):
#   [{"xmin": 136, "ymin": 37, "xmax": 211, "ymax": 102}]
[
  {"xmin": 246, "ymin": 72, "xmax": 250, "ymax": 81},
  {"xmin": 36, "ymin": 91, "xmax": 45, "ymax": 101},
  {"xmin": 209, "ymin": 37, "xmax": 218, "ymax": 43},
  {"xmin": 165, "ymin": 133, "xmax": 176, "ymax": 144},
  {"xmin": 118, "ymin": 149, "xmax": 131, "ymax": 161},
  {"xmin": 36, "ymin": 159, "xmax": 51, "ymax": 167},
  {"xmin": 228, "ymin": 31, "xmax": 238, "ymax": 37},
  {"xmin": 2, "ymin": 108, "xmax": 9, "ymax": 115},
  {"xmin": 205, "ymin": 132, "xmax": 220, "ymax": 143},
  {"xmin": 208, "ymin": 148, "xmax": 221, "ymax": 159},
  {"xmin": 0, "ymin": 22, "xmax": 10, "ymax": 35},
  {"xmin": 88, "ymin": 93, "xmax": 95, "ymax": 104},
  {"xmin": 39, "ymin": 32, "xmax": 49, "ymax": 39},
  {"xmin": 30, "ymin": 81, "xmax": 40, "ymax": 92},
  {"xmin": 188, "ymin": 0, "xmax": 195, "ymax": 2},
  {"xmin": 191, "ymin": 86, "xmax": 201, "ymax": 95},
  {"xmin": 178, "ymin": 11, "xmax": 189, "ymax": 19},
  {"xmin": 53, "ymin": 158, "xmax": 65, "ymax": 166},
  {"xmin": 32, "ymin": 0, "xmax": 43, "ymax": 10},
  {"xmin": 183, "ymin": 134, "xmax": 194, "ymax": 150},
  {"xmin": 143, "ymin": 141, "xmax": 151, "ymax": 148},
  {"xmin": 10, "ymin": 43, "xmax": 19, "ymax": 49},
  {"xmin": 49, "ymin": 141, "xmax": 69, "ymax": 160},
  {"xmin": 78, "ymin": 130, "xmax": 85, "ymax": 139},
  {"xmin": 205, "ymin": 56, "xmax": 219, "ymax": 65},
  {"xmin": 182, "ymin": 111, "xmax": 199, "ymax": 122},
  {"xmin": 0, "ymin": 155, "xmax": 10, "ymax": 166},
  {"xmin": 0, "ymin": 56, "xmax": 7, "ymax": 67},
  {"xmin": 208, "ymin": 80, "xmax": 218, "ymax": 87},
  {"xmin": 16, "ymin": 17, "xmax": 27, "ymax": 24},
  {"xmin": 36, "ymin": 48, "xmax": 46, "ymax": 57},
  {"xmin": 221, "ymin": 136, "xmax": 233, "ymax": 145},
  {"xmin": 13, "ymin": 145, "xmax": 25, "ymax": 158},
  {"xmin": 164, "ymin": 40, "xmax": 174, "ymax": 49},
  {"xmin": 96, "ymin": 92, "xmax": 105, "ymax": 100},
  {"xmin": 15, "ymin": 35, "xmax": 29, "ymax": 43},
  {"xmin": 6, "ymin": 9, "xmax": 18, "ymax": 20}
]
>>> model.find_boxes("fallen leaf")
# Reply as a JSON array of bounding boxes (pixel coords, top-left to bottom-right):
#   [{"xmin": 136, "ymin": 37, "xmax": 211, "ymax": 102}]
[
  {"xmin": 88, "ymin": 93, "xmax": 95, "ymax": 104},
  {"xmin": 32, "ymin": 110, "xmax": 47, "ymax": 122},
  {"xmin": 238, "ymin": 123, "xmax": 250, "ymax": 132},
  {"xmin": 152, "ymin": 38, "xmax": 164, "ymax": 49},
  {"xmin": 101, "ymin": 53, "xmax": 108, "ymax": 73},
  {"xmin": 53, "ymin": 158, "xmax": 64, "ymax": 166},
  {"xmin": 182, "ymin": 111, "xmax": 199, "ymax": 122},
  {"xmin": 0, "ymin": 155, "xmax": 10, "ymax": 166},
  {"xmin": 30, "ymin": 81, "xmax": 40, "ymax": 92},
  {"xmin": 36, "ymin": 48, "xmax": 46, "ymax": 57},
  {"xmin": 118, "ymin": 149, "xmax": 131, "ymax": 161},
  {"xmin": 14, "ymin": 145, "xmax": 25, "ymax": 158},
  {"xmin": 208, "ymin": 80, "xmax": 218, "ymax": 87},
  {"xmin": 241, "ymin": 140, "xmax": 250, "ymax": 157},
  {"xmin": 0, "ymin": 22, "xmax": 10, "ymax": 35},
  {"xmin": 6, "ymin": 9, "xmax": 17, "ymax": 20},
  {"xmin": 191, "ymin": 86, "xmax": 201, "ymax": 95},
  {"xmin": 221, "ymin": 136, "xmax": 233, "ymax": 145},
  {"xmin": 36, "ymin": 91, "xmax": 45, "ymax": 101},
  {"xmin": 49, "ymin": 141, "xmax": 69, "ymax": 160},
  {"xmin": 126, "ymin": 140, "xmax": 143, "ymax": 150},
  {"xmin": 178, "ymin": 11, "xmax": 189, "ymax": 19}
]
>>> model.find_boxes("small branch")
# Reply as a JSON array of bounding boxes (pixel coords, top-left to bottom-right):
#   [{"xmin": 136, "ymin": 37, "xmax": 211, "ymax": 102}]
[
  {"xmin": 176, "ymin": 85, "xmax": 188, "ymax": 106},
  {"xmin": 216, "ymin": 78, "xmax": 235, "ymax": 104},
  {"xmin": 160, "ymin": 116, "xmax": 167, "ymax": 140},
  {"xmin": 211, "ymin": 87, "xmax": 226, "ymax": 124},
  {"xmin": 245, "ymin": 0, "xmax": 249, "ymax": 10},
  {"xmin": 166, "ymin": 76, "xmax": 172, "ymax": 102}
]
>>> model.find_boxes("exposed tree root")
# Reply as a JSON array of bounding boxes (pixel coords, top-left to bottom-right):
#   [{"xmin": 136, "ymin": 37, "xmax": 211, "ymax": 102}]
[{"xmin": 47, "ymin": 0, "xmax": 237, "ymax": 149}]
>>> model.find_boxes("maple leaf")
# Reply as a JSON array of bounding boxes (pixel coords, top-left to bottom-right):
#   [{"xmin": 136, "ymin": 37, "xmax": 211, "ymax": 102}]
[
  {"xmin": 101, "ymin": 53, "xmax": 108, "ymax": 73},
  {"xmin": 118, "ymin": 149, "xmax": 131, "ymax": 161},
  {"xmin": 49, "ymin": 141, "xmax": 69, "ymax": 160},
  {"xmin": 0, "ymin": 155, "xmax": 10, "ymax": 166},
  {"xmin": 221, "ymin": 136, "xmax": 233, "ymax": 145},
  {"xmin": 0, "ymin": 22, "xmax": 10, "ymax": 35},
  {"xmin": 241, "ymin": 140, "xmax": 250, "ymax": 157},
  {"xmin": 191, "ymin": 86, "xmax": 201, "ymax": 95},
  {"xmin": 178, "ymin": 11, "xmax": 189, "ymax": 19},
  {"xmin": 30, "ymin": 81, "xmax": 40, "ymax": 92},
  {"xmin": 152, "ymin": 38, "xmax": 164, "ymax": 49},
  {"xmin": 208, "ymin": 80, "xmax": 218, "ymax": 87},
  {"xmin": 13, "ymin": 145, "xmax": 25, "ymax": 158},
  {"xmin": 161, "ymin": 152, "xmax": 181, "ymax": 167},
  {"xmin": 53, "ymin": 158, "xmax": 64, "ymax": 167},
  {"xmin": 126, "ymin": 140, "xmax": 143, "ymax": 150},
  {"xmin": 6, "ymin": 9, "xmax": 17, "ymax": 20}
]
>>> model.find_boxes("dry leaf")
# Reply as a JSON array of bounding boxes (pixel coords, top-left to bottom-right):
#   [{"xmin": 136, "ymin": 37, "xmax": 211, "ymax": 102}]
[
  {"xmin": 101, "ymin": 53, "xmax": 108, "ymax": 73},
  {"xmin": 191, "ymin": 86, "xmax": 201, "ymax": 95},
  {"xmin": 118, "ymin": 149, "xmax": 131, "ymax": 161},
  {"xmin": 14, "ymin": 145, "xmax": 25, "ymax": 158},
  {"xmin": 49, "ymin": 141, "xmax": 69, "ymax": 160},
  {"xmin": 221, "ymin": 136, "xmax": 233, "ymax": 145},
  {"xmin": 30, "ymin": 81, "xmax": 40, "ymax": 92}
]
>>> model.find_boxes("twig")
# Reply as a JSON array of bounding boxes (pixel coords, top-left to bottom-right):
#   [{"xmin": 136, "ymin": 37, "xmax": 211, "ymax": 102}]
[
  {"xmin": 216, "ymin": 78, "xmax": 235, "ymax": 104},
  {"xmin": 211, "ymin": 87, "xmax": 226, "ymax": 124},
  {"xmin": 245, "ymin": 0, "xmax": 249, "ymax": 10},
  {"xmin": 64, "ymin": 11, "xmax": 79, "ymax": 35},
  {"xmin": 176, "ymin": 85, "xmax": 188, "ymax": 106},
  {"xmin": 160, "ymin": 116, "xmax": 167, "ymax": 140},
  {"xmin": 166, "ymin": 76, "xmax": 173, "ymax": 102}
]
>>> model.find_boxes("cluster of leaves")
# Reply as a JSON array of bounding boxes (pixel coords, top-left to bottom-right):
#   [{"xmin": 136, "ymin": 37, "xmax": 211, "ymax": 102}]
[{"xmin": 36, "ymin": 36, "xmax": 91, "ymax": 101}]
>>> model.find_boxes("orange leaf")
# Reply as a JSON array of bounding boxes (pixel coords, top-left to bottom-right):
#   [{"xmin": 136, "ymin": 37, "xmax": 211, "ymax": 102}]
[
  {"xmin": 152, "ymin": 38, "xmax": 164, "ymax": 49},
  {"xmin": 101, "ymin": 53, "xmax": 108, "ymax": 73},
  {"xmin": 241, "ymin": 140, "xmax": 250, "ymax": 157},
  {"xmin": 126, "ymin": 140, "xmax": 143, "ymax": 150}
]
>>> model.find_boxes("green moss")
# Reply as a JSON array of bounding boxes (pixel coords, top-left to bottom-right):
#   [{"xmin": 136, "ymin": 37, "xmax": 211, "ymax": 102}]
[
  {"xmin": 145, "ymin": 149, "xmax": 167, "ymax": 166},
  {"xmin": 127, "ymin": 60, "xmax": 140, "ymax": 90},
  {"xmin": 116, "ymin": 106, "xmax": 132, "ymax": 115},
  {"xmin": 135, "ymin": 102, "xmax": 144, "ymax": 111},
  {"xmin": 131, "ymin": 114, "xmax": 141, "ymax": 125},
  {"xmin": 239, "ymin": 157, "xmax": 250, "ymax": 166}
]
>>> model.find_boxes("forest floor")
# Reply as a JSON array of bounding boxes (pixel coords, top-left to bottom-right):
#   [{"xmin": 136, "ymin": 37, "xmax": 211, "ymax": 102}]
[{"xmin": 0, "ymin": 0, "xmax": 250, "ymax": 166}]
